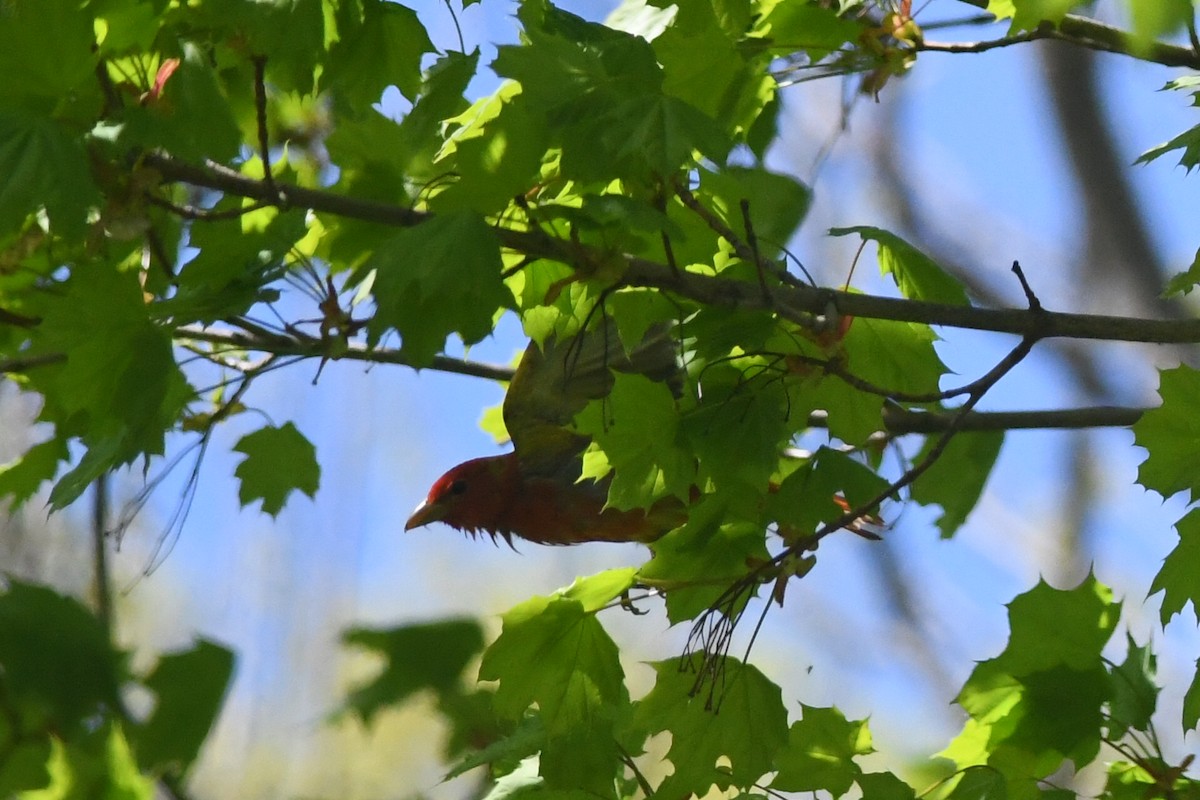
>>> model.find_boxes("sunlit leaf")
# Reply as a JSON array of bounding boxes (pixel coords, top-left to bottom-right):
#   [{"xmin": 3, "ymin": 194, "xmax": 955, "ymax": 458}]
[
  {"xmin": 479, "ymin": 595, "xmax": 627, "ymax": 736},
  {"xmin": 1107, "ymin": 635, "xmax": 1157, "ymax": 737},
  {"xmin": 325, "ymin": 0, "xmax": 434, "ymax": 106},
  {"xmin": 634, "ymin": 659, "xmax": 788, "ymax": 797},
  {"xmin": 575, "ymin": 373, "xmax": 696, "ymax": 509},
  {"xmin": 772, "ymin": 705, "xmax": 873, "ymax": 795},
  {"xmin": 830, "ymin": 226, "xmax": 970, "ymax": 306}
]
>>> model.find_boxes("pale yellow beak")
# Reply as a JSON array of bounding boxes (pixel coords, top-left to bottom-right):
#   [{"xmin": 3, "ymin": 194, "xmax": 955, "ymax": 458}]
[{"xmin": 405, "ymin": 500, "xmax": 445, "ymax": 531}]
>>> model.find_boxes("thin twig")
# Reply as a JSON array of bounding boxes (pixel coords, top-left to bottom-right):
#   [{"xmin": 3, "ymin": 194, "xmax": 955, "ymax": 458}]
[
  {"xmin": 175, "ymin": 325, "xmax": 516, "ymax": 381},
  {"xmin": 145, "ymin": 193, "xmax": 270, "ymax": 221},
  {"xmin": 441, "ymin": 0, "xmax": 467, "ymax": 53},
  {"xmin": 618, "ymin": 745, "xmax": 656, "ymax": 799},
  {"xmin": 92, "ymin": 474, "xmax": 113, "ymax": 638},
  {"xmin": 251, "ymin": 55, "xmax": 277, "ymax": 199},
  {"xmin": 0, "ymin": 353, "xmax": 65, "ymax": 374},
  {"xmin": 741, "ymin": 198, "xmax": 769, "ymax": 300}
]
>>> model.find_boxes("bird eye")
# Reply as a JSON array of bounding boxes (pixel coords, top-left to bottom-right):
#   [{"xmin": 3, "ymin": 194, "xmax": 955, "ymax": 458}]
[{"xmin": 449, "ymin": 479, "xmax": 468, "ymax": 495}]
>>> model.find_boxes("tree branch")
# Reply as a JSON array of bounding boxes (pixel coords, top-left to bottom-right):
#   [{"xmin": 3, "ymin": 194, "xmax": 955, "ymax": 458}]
[
  {"xmin": 874, "ymin": 404, "xmax": 1143, "ymax": 433},
  {"xmin": 178, "ymin": 326, "xmax": 1147, "ymax": 432},
  {"xmin": 949, "ymin": 0, "xmax": 1200, "ymax": 69},
  {"xmin": 145, "ymin": 154, "xmax": 1200, "ymax": 347},
  {"xmin": 0, "ymin": 353, "xmax": 66, "ymax": 374},
  {"xmin": 175, "ymin": 325, "xmax": 515, "ymax": 382}
]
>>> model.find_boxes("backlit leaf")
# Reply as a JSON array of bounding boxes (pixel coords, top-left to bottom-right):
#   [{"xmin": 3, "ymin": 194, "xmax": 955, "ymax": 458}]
[
  {"xmin": 233, "ymin": 422, "xmax": 320, "ymax": 516},
  {"xmin": 1134, "ymin": 365, "xmax": 1200, "ymax": 502},
  {"xmin": 830, "ymin": 226, "xmax": 970, "ymax": 306},
  {"xmin": 362, "ymin": 211, "xmax": 511, "ymax": 365},
  {"xmin": 342, "ymin": 619, "xmax": 485, "ymax": 723},
  {"xmin": 634, "ymin": 659, "xmax": 787, "ymax": 798},
  {"xmin": 134, "ymin": 640, "xmax": 235, "ymax": 775},
  {"xmin": 1149, "ymin": 508, "xmax": 1200, "ymax": 625}
]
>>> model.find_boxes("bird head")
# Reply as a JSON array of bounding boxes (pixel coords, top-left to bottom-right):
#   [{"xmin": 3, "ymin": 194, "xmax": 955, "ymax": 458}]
[{"xmin": 405, "ymin": 455, "xmax": 516, "ymax": 534}]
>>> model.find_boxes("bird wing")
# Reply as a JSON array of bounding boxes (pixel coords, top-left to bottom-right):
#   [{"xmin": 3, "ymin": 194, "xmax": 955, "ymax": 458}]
[{"xmin": 503, "ymin": 321, "xmax": 679, "ymax": 480}]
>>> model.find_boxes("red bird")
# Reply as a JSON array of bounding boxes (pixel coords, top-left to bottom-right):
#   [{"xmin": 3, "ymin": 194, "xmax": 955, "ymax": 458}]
[{"xmin": 405, "ymin": 325, "xmax": 687, "ymax": 546}]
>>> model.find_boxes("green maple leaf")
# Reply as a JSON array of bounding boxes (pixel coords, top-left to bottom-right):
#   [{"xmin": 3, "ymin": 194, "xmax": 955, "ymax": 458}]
[
  {"xmin": 767, "ymin": 447, "xmax": 890, "ymax": 537},
  {"xmin": 756, "ymin": 3, "xmax": 864, "ymax": 62},
  {"xmin": 1134, "ymin": 365, "xmax": 1200, "ymax": 502},
  {"xmin": 1005, "ymin": 665, "xmax": 1108, "ymax": 767},
  {"xmin": 944, "ymin": 576, "xmax": 1118, "ymax": 780},
  {"xmin": 652, "ymin": 1, "xmax": 756, "ymax": 122},
  {"xmin": 801, "ymin": 371, "xmax": 886, "ymax": 446},
  {"xmin": 678, "ymin": 362, "xmax": 790, "ymax": 494},
  {"xmin": 26, "ymin": 264, "xmax": 191, "ymax": 507},
  {"xmin": 1162, "ymin": 248, "xmax": 1200, "ymax": 296},
  {"xmin": 772, "ymin": 705, "xmax": 873, "ymax": 795},
  {"xmin": 640, "ymin": 497, "xmax": 769, "ymax": 624},
  {"xmin": 133, "ymin": 639, "xmax": 235, "ymax": 775},
  {"xmin": 494, "ymin": 4, "xmax": 727, "ymax": 182},
  {"xmin": 362, "ymin": 211, "xmax": 512, "ymax": 366},
  {"xmin": 233, "ymin": 422, "xmax": 320, "ymax": 516},
  {"xmin": 328, "ymin": 51, "xmax": 476, "ymax": 192},
  {"xmin": 342, "ymin": 620, "xmax": 484, "ymax": 724},
  {"xmin": 575, "ymin": 373, "xmax": 696, "ymax": 510},
  {"xmin": 0, "ymin": 740, "xmax": 51, "ymax": 796},
  {"xmin": 0, "ymin": 109, "xmax": 99, "ymax": 240},
  {"xmin": 1136, "ymin": 124, "xmax": 1200, "ymax": 172},
  {"xmin": 856, "ymin": 772, "xmax": 917, "ymax": 800},
  {"xmin": 0, "ymin": 581, "xmax": 124, "ymax": 732},
  {"xmin": 558, "ymin": 569, "xmax": 637, "ymax": 612},
  {"xmin": 0, "ymin": 436, "xmax": 69, "ymax": 507},
  {"xmin": 479, "ymin": 585, "xmax": 629, "ymax": 794},
  {"xmin": 0, "ymin": 0, "xmax": 96, "ymax": 102},
  {"xmin": 1106, "ymin": 635, "xmax": 1157, "ymax": 737},
  {"xmin": 433, "ymin": 86, "xmax": 549, "ymax": 214},
  {"xmin": 56, "ymin": 724, "xmax": 156, "ymax": 800},
  {"xmin": 910, "ymin": 430, "xmax": 1004, "ymax": 538},
  {"xmin": 989, "ymin": 0, "xmax": 1088, "ymax": 33},
  {"xmin": 698, "ymin": 167, "xmax": 812, "ymax": 258},
  {"xmin": 842, "ymin": 317, "xmax": 946, "ymax": 396},
  {"xmin": 1127, "ymin": 0, "xmax": 1193, "ymax": 53},
  {"xmin": 325, "ymin": 0, "xmax": 434, "ymax": 106},
  {"xmin": 118, "ymin": 45, "xmax": 242, "ymax": 163},
  {"xmin": 1184, "ymin": 660, "xmax": 1200, "ymax": 731},
  {"xmin": 605, "ymin": 93, "xmax": 729, "ymax": 177},
  {"xmin": 1149, "ymin": 509, "xmax": 1200, "ymax": 625},
  {"xmin": 1136, "ymin": 78, "xmax": 1200, "ymax": 170},
  {"xmin": 950, "ymin": 660, "xmax": 1108, "ymax": 778},
  {"xmin": 830, "ymin": 226, "xmax": 970, "ymax": 306},
  {"xmin": 479, "ymin": 592, "xmax": 628, "ymax": 735},
  {"xmin": 944, "ymin": 765, "xmax": 1009, "ymax": 800},
  {"xmin": 1001, "ymin": 574, "xmax": 1119, "ymax": 674},
  {"xmin": 634, "ymin": 659, "xmax": 788, "ymax": 798}
]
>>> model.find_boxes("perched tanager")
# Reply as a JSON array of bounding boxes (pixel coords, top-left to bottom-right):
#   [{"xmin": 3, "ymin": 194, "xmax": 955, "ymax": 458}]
[{"xmin": 405, "ymin": 325, "xmax": 688, "ymax": 546}]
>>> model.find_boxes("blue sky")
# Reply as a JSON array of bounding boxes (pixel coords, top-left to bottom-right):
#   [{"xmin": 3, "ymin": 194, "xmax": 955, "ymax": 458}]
[{"xmin": 85, "ymin": 1, "xmax": 1200, "ymax": 795}]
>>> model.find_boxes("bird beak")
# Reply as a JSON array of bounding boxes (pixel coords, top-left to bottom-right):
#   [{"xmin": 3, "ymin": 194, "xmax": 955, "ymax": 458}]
[{"xmin": 405, "ymin": 500, "xmax": 445, "ymax": 531}]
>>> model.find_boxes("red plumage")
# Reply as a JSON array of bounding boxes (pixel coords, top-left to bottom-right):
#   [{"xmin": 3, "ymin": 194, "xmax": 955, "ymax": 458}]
[{"xmin": 406, "ymin": 325, "xmax": 687, "ymax": 545}]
